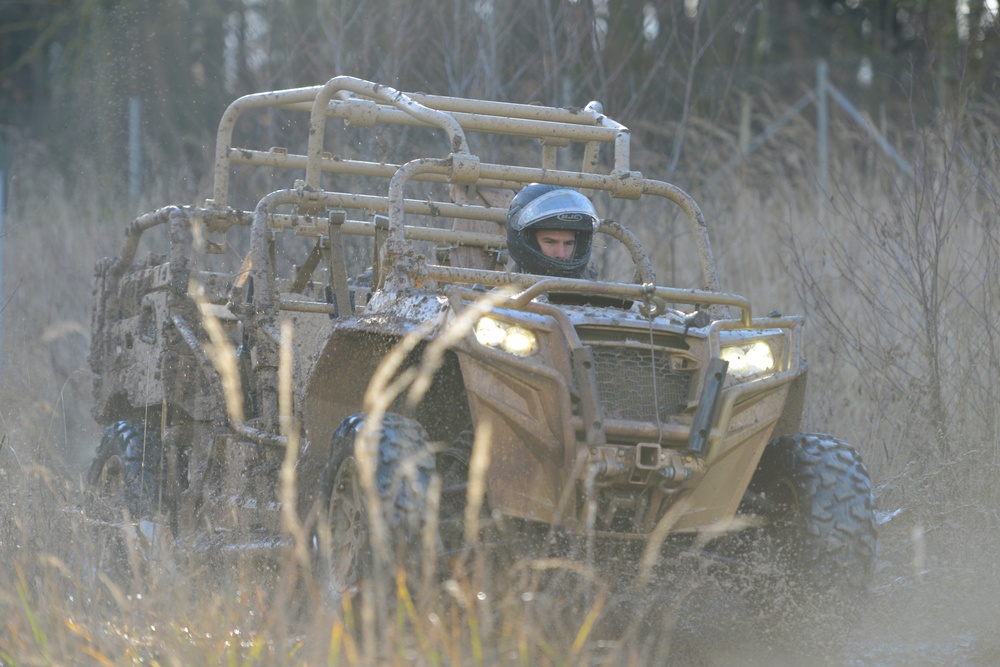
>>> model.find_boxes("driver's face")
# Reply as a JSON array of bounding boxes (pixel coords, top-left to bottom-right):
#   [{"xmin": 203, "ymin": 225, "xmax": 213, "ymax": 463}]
[{"xmin": 535, "ymin": 229, "xmax": 577, "ymax": 259}]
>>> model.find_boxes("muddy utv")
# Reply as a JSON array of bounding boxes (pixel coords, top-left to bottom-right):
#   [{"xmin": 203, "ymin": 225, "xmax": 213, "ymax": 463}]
[{"xmin": 86, "ymin": 76, "xmax": 876, "ymax": 598}]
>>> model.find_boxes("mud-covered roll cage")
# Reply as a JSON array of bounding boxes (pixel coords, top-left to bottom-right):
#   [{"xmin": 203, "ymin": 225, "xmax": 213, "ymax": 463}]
[{"xmin": 202, "ymin": 76, "xmax": 725, "ymax": 301}]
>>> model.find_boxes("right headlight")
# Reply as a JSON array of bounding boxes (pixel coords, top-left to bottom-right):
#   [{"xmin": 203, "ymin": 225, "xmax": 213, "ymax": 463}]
[
  {"xmin": 720, "ymin": 340, "xmax": 776, "ymax": 379},
  {"xmin": 475, "ymin": 316, "xmax": 538, "ymax": 357}
]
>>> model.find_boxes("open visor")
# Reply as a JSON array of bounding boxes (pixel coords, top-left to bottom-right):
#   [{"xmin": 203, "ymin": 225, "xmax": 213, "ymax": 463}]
[{"xmin": 509, "ymin": 189, "xmax": 599, "ymax": 233}]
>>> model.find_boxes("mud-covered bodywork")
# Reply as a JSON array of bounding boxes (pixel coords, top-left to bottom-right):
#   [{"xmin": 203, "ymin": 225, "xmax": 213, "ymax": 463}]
[
  {"xmin": 298, "ymin": 278, "xmax": 806, "ymax": 539},
  {"xmin": 88, "ymin": 75, "xmax": 832, "ymax": 555}
]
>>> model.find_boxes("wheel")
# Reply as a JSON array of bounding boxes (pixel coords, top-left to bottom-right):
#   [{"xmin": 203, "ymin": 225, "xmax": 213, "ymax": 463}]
[
  {"xmin": 316, "ymin": 412, "xmax": 436, "ymax": 599},
  {"xmin": 744, "ymin": 432, "xmax": 877, "ymax": 596},
  {"xmin": 87, "ymin": 420, "xmax": 166, "ymax": 519},
  {"xmin": 436, "ymin": 426, "xmax": 521, "ymax": 559},
  {"xmin": 85, "ymin": 420, "xmax": 167, "ymax": 584}
]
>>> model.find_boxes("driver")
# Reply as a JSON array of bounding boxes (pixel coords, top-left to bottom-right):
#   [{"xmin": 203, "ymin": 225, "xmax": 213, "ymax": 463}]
[{"xmin": 505, "ymin": 184, "xmax": 599, "ymax": 279}]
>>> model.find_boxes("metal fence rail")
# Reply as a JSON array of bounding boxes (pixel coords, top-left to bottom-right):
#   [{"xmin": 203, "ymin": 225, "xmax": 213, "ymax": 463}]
[{"xmin": 706, "ymin": 59, "xmax": 914, "ymax": 190}]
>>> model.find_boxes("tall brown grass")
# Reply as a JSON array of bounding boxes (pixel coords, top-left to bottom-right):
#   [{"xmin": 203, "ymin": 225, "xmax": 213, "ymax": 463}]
[{"xmin": 2, "ymin": 99, "xmax": 999, "ymax": 664}]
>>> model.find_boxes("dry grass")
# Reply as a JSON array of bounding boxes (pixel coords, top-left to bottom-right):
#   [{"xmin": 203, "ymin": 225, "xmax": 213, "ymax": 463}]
[{"xmin": 2, "ymin": 103, "xmax": 1000, "ymax": 665}]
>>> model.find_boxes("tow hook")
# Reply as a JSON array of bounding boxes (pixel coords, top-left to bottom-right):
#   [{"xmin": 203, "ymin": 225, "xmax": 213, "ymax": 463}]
[{"xmin": 659, "ymin": 465, "xmax": 693, "ymax": 483}]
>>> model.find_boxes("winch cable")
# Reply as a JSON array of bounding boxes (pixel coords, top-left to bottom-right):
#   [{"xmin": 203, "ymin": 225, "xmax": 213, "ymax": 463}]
[{"xmin": 640, "ymin": 283, "xmax": 664, "ymax": 447}]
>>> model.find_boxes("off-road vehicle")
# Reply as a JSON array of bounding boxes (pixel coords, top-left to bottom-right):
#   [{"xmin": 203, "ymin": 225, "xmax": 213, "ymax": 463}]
[{"xmin": 86, "ymin": 76, "xmax": 876, "ymax": 599}]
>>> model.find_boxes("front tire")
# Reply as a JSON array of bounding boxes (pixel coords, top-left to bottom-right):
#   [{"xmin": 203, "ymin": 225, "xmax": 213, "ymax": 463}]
[
  {"xmin": 316, "ymin": 413, "xmax": 436, "ymax": 599},
  {"xmin": 745, "ymin": 432, "xmax": 877, "ymax": 596}
]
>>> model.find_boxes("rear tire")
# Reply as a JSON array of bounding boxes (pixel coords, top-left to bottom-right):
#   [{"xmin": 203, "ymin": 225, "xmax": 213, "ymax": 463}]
[
  {"xmin": 87, "ymin": 420, "xmax": 166, "ymax": 520},
  {"xmin": 85, "ymin": 420, "xmax": 167, "ymax": 584}
]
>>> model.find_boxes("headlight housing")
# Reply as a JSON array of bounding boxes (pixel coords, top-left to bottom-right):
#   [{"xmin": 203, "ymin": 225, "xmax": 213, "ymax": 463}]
[
  {"xmin": 720, "ymin": 340, "xmax": 776, "ymax": 379},
  {"xmin": 475, "ymin": 316, "xmax": 538, "ymax": 357}
]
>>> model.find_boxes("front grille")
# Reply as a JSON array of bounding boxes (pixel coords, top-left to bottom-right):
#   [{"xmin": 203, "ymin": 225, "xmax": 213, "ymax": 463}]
[{"xmin": 589, "ymin": 345, "xmax": 692, "ymax": 422}]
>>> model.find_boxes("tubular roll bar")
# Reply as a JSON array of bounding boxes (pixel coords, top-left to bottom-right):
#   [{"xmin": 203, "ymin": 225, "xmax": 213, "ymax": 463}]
[
  {"xmin": 209, "ymin": 75, "xmax": 626, "ymax": 208},
  {"xmin": 204, "ymin": 75, "xmax": 722, "ymax": 300}
]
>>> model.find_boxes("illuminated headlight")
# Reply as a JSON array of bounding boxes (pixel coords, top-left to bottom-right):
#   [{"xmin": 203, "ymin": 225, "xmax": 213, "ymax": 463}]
[
  {"xmin": 720, "ymin": 341, "xmax": 775, "ymax": 379},
  {"xmin": 474, "ymin": 317, "xmax": 538, "ymax": 357}
]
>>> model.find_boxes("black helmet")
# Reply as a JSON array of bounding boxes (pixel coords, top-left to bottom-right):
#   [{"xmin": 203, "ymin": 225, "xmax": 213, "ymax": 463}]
[{"xmin": 506, "ymin": 184, "xmax": 599, "ymax": 278}]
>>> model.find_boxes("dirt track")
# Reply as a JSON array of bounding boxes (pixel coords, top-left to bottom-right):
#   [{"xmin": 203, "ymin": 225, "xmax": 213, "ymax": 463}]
[{"xmin": 657, "ymin": 515, "xmax": 1000, "ymax": 666}]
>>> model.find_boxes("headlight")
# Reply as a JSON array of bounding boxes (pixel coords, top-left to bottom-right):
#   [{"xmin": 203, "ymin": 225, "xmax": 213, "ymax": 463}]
[
  {"xmin": 720, "ymin": 340, "xmax": 775, "ymax": 379},
  {"xmin": 475, "ymin": 316, "xmax": 538, "ymax": 357}
]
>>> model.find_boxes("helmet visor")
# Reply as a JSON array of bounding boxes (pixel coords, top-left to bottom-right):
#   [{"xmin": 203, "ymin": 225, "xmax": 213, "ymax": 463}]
[{"xmin": 509, "ymin": 189, "xmax": 598, "ymax": 233}]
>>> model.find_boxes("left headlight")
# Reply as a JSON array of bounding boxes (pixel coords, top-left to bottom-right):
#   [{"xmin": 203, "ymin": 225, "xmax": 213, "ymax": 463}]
[
  {"xmin": 475, "ymin": 316, "xmax": 538, "ymax": 357},
  {"xmin": 720, "ymin": 340, "xmax": 775, "ymax": 379}
]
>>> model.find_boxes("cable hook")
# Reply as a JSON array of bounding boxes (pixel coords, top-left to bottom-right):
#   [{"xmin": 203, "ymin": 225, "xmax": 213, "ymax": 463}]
[{"xmin": 637, "ymin": 283, "xmax": 665, "ymax": 319}]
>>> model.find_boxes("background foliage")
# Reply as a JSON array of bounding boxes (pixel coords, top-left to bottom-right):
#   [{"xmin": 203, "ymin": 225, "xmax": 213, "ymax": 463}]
[
  {"xmin": 3, "ymin": 0, "xmax": 999, "ymax": 190},
  {"xmin": 1, "ymin": 1, "xmax": 999, "ymax": 664}
]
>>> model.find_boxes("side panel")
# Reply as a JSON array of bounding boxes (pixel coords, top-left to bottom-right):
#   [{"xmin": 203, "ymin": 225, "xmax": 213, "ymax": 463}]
[
  {"xmin": 92, "ymin": 260, "xmax": 172, "ymax": 420},
  {"xmin": 91, "ymin": 253, "xmax": 255, "ymax": 423},
  {"xmin": 674, "ymin": 383, "xmax": 790, "ymax": 530},
  {"xmin": 456, "ymin": 352, "xmax": 575, "ymax": 523}
]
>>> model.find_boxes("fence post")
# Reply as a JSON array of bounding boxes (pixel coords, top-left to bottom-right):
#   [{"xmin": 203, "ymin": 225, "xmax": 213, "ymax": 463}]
[
  {"xmin": 817, "ymin": 59, "xmax": 829, "ymax": 193},
  {"xmin": 0, "ymin": 165, "xmax": 6, "ymax": 362},
  {"xmin": 129, "ymin": 97, "xmax": 142, "ymax": 203}
]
